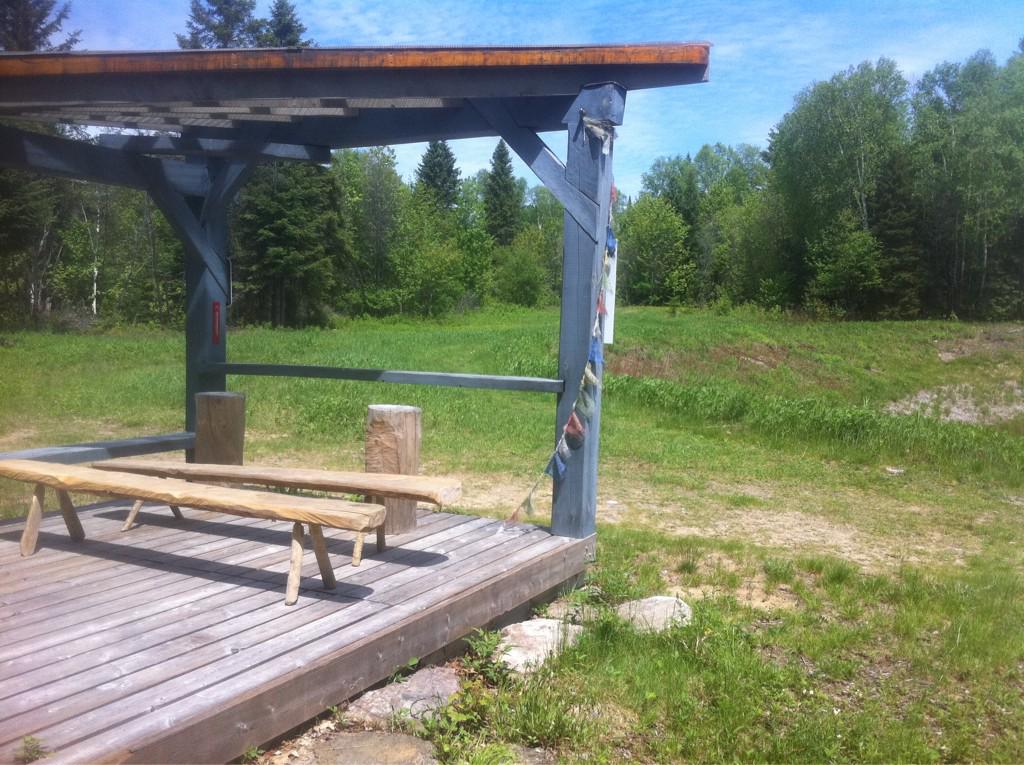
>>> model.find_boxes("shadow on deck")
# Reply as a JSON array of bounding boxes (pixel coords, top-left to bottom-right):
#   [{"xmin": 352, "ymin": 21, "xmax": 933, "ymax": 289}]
[{"xmin": 0, "ymin": 501, "xmax": 591, "ymax": 763}]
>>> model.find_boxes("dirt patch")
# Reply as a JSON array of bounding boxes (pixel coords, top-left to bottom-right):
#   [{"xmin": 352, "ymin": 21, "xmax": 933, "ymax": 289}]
[
  {"xmin": 0, "ymin": 428, "xmax": 39, "ymax": 451},
  {"xmin": 886, "ymin": 381, "xmax": 1024, "ymax": 424},
  {"xmin": 672, "ymin": 574, "xmax": 801, "ymax": 611},
  {"xmin": 660, "ymin": 508, "xmax": 973, "ymax": 571},
  {"xmin": 659, "ymin": 549, "xmax": 802, "ymax": 611},
  {"xmin": 936, "ymin": 325, "xmax": 1024, "ymax": 363},
  {"xmin": 712, "ymin": 343, "xmax": 792, "ymax": 370},
  {"xmin": 606, "ymin": 348, "xmax": 685, "ymax": 379}
]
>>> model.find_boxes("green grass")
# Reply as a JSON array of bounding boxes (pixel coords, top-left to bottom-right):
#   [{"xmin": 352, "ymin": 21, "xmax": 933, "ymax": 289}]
[
  {"xmin": 422, "ymin": 525, "xmax": 1024, "ymax": 763},
  {"xmin": 2, "ymin": 305, "xmax": 1024, "ymax": 761}
]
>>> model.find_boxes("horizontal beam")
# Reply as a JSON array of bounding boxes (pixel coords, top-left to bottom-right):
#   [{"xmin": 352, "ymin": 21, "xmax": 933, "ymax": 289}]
[
  {"xmin": 0, "ymin": 125, "xmax": 209, "ymax": 197},
  {"xmin": 0, "ymin": 432, "xmax": 195, "ymax": 465},
  {"xmin": 177, "ymin": 98, "xmax": 576, "ymax": 149},
  {"xmin": 212, "ymin": 363, "xmax": 564, "ymax": 394},
  {"xmin": 96, "ymin": 134, "xmax": 331, "ymax": 163}
]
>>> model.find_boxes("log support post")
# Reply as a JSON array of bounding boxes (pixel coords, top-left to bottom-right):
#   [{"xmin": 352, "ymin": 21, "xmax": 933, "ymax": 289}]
[
  {"xmin": 194, "ymin": 391, "xmax": 246, "ymax": 465},
  {"xmin": 365, "ymin": 404, "xmax": 421, "ymax": 535}
]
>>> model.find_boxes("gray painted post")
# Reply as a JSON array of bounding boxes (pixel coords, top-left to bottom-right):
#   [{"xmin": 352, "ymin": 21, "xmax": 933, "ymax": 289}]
[
  {"xmin": 145, "ymin": 158, "xmax": 253, "ymax": 443},
  {"xmin": 183, "ymin": 194, "xmax": 228, "ymax": 438},
  {"xmin": 551, "ymin": 83, "xmax": 625, "ymax": 539}
]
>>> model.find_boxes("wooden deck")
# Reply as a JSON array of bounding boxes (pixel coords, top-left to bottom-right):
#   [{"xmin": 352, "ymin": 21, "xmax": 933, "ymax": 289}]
[{"xmin": 0, "ymin": 500, "xmax": 591, "ymax": 764}]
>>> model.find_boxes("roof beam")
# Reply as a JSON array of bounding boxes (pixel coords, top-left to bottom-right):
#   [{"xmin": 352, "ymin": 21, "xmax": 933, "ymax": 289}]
[
  {"xmin": 178, "ymin": 97, "xmax": 575, "ymax": 148},
  {"xmin": 0, "ymin": 124, "xmax": 209, "ymax": 197},
  {"xmin": 97, "ymin": 134, "xmax": 331, "ymax": 163}
]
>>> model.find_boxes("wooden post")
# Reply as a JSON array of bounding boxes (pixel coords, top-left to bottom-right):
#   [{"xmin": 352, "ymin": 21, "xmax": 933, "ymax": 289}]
[
  {"xmin": 194, "ymin": 391, "xmax": 246, "ymax": 464},
  {"xmin": 365, "ymin": 404, "xmax": 421, "ymax": 534},
  {"xmin": 551, "ymin": 83, "xmax": 624, "ymax": 539}
]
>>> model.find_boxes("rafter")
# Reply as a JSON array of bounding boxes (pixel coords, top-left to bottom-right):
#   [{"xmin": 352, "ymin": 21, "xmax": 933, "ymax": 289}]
[{"xmin": 97, "ymin": 135, "xmax": 331, "ymax": 163}]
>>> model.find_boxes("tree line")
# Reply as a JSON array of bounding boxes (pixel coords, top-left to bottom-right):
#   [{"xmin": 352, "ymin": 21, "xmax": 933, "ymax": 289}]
[
  {"xmin": 1, "ymin": 1, "xmax": 1021, "ymax": 327},
  {"xmin": 618, "ymin": 45, "xmax": 1024, "ymax": 319}
]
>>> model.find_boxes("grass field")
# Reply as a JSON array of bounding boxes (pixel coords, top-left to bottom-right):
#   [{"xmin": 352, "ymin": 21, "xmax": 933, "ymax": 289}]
[{"xmin": 2, "ymin": 306, "xmax": 1023, "ymax": 762}]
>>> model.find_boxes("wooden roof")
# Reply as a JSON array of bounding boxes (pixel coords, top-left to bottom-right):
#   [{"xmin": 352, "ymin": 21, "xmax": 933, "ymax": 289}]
[
  {"xmin": 0, "ymin": 43, "xmax": 709, "ymax": 77},
  {"xmin": 0, "ymin": 43, "xmax": 709, "ymax": 146}
]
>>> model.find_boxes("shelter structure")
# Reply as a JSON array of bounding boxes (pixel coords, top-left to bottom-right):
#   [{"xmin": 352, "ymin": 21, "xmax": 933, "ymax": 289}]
[{"xmin": 0, "ymin": 44, "xmax": 709, "ymax": 762}]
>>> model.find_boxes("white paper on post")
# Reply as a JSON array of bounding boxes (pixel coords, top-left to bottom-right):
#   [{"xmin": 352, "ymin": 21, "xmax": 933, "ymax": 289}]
[{"xmin": 603, "ymin": 253, "xmax": 617, "ymax": 344}]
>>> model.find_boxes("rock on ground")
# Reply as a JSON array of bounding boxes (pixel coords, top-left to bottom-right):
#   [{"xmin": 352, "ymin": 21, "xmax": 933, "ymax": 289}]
[
  {"xmin": 344, "ymin": 666, "xmax": 460, "ymax": 729},
  {"xmin": 310, "ymin": 731, "xmax": 436, "ymax": 765},
  {"xmin": 616, "ymin": 595, "xmax": 692, "ymax": 632},
  {"xmin": 496, "ymin": 618, "xmax": 583, "ymax": 674}
]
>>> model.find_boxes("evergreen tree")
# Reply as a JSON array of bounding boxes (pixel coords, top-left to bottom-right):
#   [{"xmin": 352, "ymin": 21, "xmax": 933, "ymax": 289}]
[
  {"xmin": 0, "ymin": 0, "xmax": 80, "ymax": 326},
  {"xmin": 483, "ymin": 140, "xmax": 522, "ymax": 246},
  {"xmin": 415, "ymin": 141, "xmax": 460, "ymax": 210},
  {"xmin": 234, "ymin": 163, "xmax": 340, "ymax": 326},
  {"xmin": 0, "ymin": 0, "xmax": 79, "ymax": 51},
  {"xmin": 870, "ymin": 151, "xmax": 924, "ymax": 317},
  {"xmin": 176, "ymin": 0, "xmax": 263, "ymax": 49},
  {"xmin": 258, "ymin": 0, "xmax": 310, "ymax": 47}
]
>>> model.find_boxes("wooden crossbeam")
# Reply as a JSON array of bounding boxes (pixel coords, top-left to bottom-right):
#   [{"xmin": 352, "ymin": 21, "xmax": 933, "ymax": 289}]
[
  {"xmin": 96, "ymin": 135, "xmax": 331, "ymax": 163},
  {"xmin": 0, "ymin": 124, "xmax": 209, "ymax": 198}
]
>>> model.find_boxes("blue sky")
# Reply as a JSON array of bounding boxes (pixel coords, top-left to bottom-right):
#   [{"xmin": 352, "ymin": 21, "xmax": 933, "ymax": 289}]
[{"xmin": 67, "ymin": 0, "xmax": 1021, "ymax": 196}]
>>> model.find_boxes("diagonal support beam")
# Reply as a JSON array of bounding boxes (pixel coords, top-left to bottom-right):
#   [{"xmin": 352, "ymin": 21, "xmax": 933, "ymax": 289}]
[
  {"xmin": 96, "ymin": 134, "xmax": 331, "ymax": 163},
  {"xmin": 201, "ymin": 158, "xmax": 256, "ymax": 225},
  {"xmin": 139, "ymin": 164, "xmax": 229, "ymax": 297},
  {"xmin": 0, "ymin": 124, "xmax": 209, "ymax": 197},
  {"xmin": 469, "ymin": 98, "xmax": 598, "ymax": 236}
]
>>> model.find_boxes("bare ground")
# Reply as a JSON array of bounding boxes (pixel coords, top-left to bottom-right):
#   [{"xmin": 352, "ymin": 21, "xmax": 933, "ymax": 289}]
[{"xmin": 886, "ymin": 381, "xmax": 1024, "ymax": 424}]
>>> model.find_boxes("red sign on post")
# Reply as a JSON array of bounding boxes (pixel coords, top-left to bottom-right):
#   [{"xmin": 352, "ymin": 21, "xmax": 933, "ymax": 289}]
[{"xmin": 212, "ymin": 301, "xmax": 221, "ymax": 345}]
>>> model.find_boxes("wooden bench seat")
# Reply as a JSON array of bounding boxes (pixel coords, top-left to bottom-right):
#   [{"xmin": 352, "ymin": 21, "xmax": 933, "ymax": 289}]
[
  {"xmin": 91, "ymin": 458, "xmax": 462, "ymax": 506},
  {"xmin": 0, "ymin": 459, "xmax": 386, "ymax": 605}
]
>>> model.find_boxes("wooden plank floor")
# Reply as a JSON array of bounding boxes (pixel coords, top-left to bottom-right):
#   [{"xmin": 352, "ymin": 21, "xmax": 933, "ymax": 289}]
[{"xmin": 0, "ymin": 500, "xmax": 591, "ymax": 764}]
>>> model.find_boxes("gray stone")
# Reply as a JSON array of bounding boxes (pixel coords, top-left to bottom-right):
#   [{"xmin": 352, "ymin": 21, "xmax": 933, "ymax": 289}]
[
  {"xmin": 310, "ymin": 731, "xmax": 436, "ymax": 764},
  {"xmin": 345, "ymin": 666, "xmax": 460, "ymax": 729},
  {"xmin": 616, "ymin": 595, "xmax": 692, "ymax": 632},
  {"xmin": 496, "ymin": 618, "xmax": 583, "ymax": 674}
]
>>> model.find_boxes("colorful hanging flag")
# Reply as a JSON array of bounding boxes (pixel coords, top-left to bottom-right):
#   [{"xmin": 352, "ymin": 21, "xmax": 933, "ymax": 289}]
[{"xmin": 565, "ymin": 411, "xmax": 586, "ymax": 450}]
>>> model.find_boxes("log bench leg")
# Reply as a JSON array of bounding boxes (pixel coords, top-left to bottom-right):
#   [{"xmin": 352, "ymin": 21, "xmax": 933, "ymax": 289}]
[
  {"xmin": 309, "ymin": 523, "xmax": 336, "ymax": 590},
  {"xmin": 19, "ymin": 484, "xmax": 45, "ymax": 557},
  {"xmin": 286, "ymin": 521, "xmax": 305, "ymax": 606},
  {"xmin": 376, "ymin": 525, "xmax": 386, "ymax": 553},
  {"xmin": 122, "ymin": 499, "xmax": 145, "ymax": 532},
  {"xmin": 56, "ymin": 490, "xmax": 86, "ymax": 542},
  {"xmin": 352, "ymin": 532, "xmax": 365, "ymax": 567},
  {"xmin": 169, "ymin": 505, "xmax": 184, "ymax": 519}
]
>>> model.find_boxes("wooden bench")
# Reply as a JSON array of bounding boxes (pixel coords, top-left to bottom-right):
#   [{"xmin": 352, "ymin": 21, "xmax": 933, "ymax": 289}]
[
  {"xmin": 0, "ymin": 459, "xmax": 386, "ymax": 605},
  {"xmin": 91, "ymin": 459, "xmax": 461, "ymax": 544}
]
